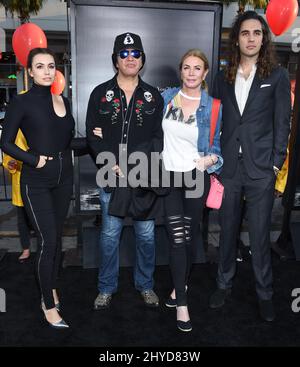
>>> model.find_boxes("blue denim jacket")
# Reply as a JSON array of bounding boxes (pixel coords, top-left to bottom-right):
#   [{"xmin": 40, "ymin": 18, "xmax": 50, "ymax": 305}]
[{"xmin": 161, "ymin": 87, "xmax": 223, "ymax": 174}]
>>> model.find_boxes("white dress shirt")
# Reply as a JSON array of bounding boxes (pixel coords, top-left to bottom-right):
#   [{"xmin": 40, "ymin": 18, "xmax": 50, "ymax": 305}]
[{"xmin": 235, "ymin": 64, "xmax": 257, "ymax": 153}]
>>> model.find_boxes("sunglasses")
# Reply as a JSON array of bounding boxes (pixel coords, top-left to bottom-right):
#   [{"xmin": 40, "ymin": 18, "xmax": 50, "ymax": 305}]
[{"xmin": 118, "ymin": 49, "xmax": 142, "ymax": 59}]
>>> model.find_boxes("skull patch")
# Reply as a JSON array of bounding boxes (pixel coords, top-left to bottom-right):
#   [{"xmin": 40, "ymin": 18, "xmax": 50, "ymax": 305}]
[
  {"xmin": 106, "ymin": 90, "xmax": 114, "ymax": 102},
  {"xmin": 144, "ymin": 91, "xmax": 152, "ymax": 103}
]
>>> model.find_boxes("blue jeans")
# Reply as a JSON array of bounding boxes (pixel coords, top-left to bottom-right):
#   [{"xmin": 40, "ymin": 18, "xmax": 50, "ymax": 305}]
[{"xmin": 98, "ymin": 188, "xmax": 155, "ymax": 294}]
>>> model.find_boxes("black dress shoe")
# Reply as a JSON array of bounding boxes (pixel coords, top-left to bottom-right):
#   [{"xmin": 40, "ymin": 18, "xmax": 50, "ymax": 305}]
[
  {"xmin": 258, "ymin": 299, "xmax": 275, "ymax": 322},
  {"xmin": 177, "ymin": 319, "xmax": 192, "ymax": 332},
  {"xmin": 209, "ymin": 288, "xmax": 231, "ymax": 309}
]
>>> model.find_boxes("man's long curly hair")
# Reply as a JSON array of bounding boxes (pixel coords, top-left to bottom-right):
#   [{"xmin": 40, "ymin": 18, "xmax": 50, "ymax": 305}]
[{"xmin": 225, "ymin": 11, "xmax": 277, "ymax": 84}]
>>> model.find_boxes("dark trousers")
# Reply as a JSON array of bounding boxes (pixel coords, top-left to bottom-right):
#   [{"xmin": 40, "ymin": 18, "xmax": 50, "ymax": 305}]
[
  {"xmin": 17, "ymin": 206, "xmax": 32, "ymax": 250},
  {"xmin": 164, "ymin": 170, "xmax": 209, "ymax": 306},
  {"xmin": 21, "ymin": 181, "xmax": 72, "ymax": 309},
  {"xmin": 217, "ymin": 158, "xmax": 276, "ymax": 300},
  {"xmin": 20, "ymin": 150, "xmax": 73, "ymax": 309}
]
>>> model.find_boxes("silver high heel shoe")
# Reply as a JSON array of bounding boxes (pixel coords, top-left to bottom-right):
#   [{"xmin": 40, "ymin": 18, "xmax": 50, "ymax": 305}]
[
  {"xmin": 42, "ymin": 309, "xmax": 69, "ymax": 329},
  {"xmin": 45, "ymin": 317, "xmax": 69, "ymax": 329}
]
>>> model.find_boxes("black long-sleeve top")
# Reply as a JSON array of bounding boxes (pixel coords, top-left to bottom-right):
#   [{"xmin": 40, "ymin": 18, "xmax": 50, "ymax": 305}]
[
  {"xmin": 86, "ymin": 75, "xmax": 164, "ymax": 167},
  {"xmin": 0, "ymin": 83, "xmax": 75, "ymax": 167},
  {"xmin": 85, "ymin": 75, "xmax": 166, "ymax": 219}
]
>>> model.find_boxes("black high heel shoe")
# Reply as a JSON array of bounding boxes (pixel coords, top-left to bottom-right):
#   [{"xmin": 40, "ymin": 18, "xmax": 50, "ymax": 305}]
[
  {"xmin": 176, "ymin": 305, "xmax": 192, "ymax": 332},
  {"xmin": 165, "ymin": 286, "xmax": 188, "ymax": 308},
  {"xmin": 165, "ymin": 296, "xmax": 177, "ymax": 308},
  {"xmin": 177, "ymin": 319, "xmax": 192, "ymax": 332}
]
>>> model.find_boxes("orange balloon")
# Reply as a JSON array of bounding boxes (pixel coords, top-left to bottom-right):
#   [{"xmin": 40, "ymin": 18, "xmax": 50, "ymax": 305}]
[
  {"xmin": 51, "ymin": 70, "xmax": 65, "ymax": 95},
  {"xmin": 12, "ymin": 23, "xmax": 47, "ymax": 67},
  {"xmin": 266, "ymin": 0, "xmax": 299, "ymax": 36}
]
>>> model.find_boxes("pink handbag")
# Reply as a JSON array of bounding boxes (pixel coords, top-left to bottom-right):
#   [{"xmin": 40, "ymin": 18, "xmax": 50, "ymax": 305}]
[
  {"xmin": 206, "ymin": 175, "xmax": 224, "ymax": 209},
  {"xmin": 205, "ymin": 99, "xmax": 224, "ymax": 209}
]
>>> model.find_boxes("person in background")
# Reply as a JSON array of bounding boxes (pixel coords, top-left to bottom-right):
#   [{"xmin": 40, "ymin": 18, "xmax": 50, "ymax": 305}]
[
  {"xmin": 275, "ymin": 79, "xmax": 295, "ymax": 196},
  {"xmin": 3, "ymin": 129, "xmax": 32, "ymax": 263}
]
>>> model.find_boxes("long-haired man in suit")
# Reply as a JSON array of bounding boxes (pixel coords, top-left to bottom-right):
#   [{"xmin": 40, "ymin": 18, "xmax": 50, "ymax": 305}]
[{"xmin": 209, "ymin": 11, "xmax": 291, "ymax": 321}]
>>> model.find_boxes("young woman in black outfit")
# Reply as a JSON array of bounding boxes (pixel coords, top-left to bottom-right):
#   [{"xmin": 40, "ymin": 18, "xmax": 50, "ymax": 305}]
[{"xmin": 0, "ymin": 48, "xmax": 75, "ymax": 329}]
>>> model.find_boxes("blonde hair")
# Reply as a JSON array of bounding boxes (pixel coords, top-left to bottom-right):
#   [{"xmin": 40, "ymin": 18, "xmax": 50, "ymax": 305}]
[{"xmin": 179, "ymin": 49, "xmax": 209, "ymax": 91}]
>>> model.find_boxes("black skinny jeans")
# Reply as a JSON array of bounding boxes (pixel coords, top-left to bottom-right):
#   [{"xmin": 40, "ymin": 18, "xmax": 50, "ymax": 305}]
[
  {"xmin": 17, "ymin": 206, "xmax": 32, "ymax": 250},
  {"xmin": 164, "ymin": 169, "xmax": 210, "ymax": 306},
  {"xmin": 20, "ymin": 150, "xmax": 73, "ymax": 309}
]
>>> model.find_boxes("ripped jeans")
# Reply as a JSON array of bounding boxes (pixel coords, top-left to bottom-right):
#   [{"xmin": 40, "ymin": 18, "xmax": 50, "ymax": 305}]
[{"xmin": 164, "ymin": 170, "xmax": 209, "ymax": 306}]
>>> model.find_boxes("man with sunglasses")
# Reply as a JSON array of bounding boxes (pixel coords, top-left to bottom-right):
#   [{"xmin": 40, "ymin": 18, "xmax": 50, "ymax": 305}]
[{"xmin": 86, "ymin": 32, "xmax": 164, "ymax": 310}]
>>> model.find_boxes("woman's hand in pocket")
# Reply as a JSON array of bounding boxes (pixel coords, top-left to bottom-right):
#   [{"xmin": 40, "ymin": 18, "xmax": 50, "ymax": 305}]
[{"xmin": 36, "ymin": 155, "xmax": 53, "ymax": 168}]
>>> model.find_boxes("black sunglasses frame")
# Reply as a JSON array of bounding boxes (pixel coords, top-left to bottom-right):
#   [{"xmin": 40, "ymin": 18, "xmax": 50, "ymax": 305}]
[{"xmin": 118, "ymin": 49, "xmax": 142, "ymax": 59}]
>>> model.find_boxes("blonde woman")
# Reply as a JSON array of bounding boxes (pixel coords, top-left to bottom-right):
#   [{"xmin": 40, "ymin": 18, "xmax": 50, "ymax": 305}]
[{"xmin": 161, "ymin": 49, "xmax": 223, "ymax": 332}]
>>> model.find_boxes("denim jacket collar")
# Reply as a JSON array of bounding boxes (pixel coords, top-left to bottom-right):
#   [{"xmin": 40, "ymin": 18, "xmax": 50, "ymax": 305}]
[{"xmin": 199, "ymin": 89, "xmax": 209, "ymax": 108}]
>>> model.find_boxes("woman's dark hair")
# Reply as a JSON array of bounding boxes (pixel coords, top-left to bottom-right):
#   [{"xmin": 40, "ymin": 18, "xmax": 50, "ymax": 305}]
[
  {"xmin": 27, "ymin": 48, "xmax": 57, "ymax": 69},
  {"xmin": 225, "ymin": 11, "xmax": 277, "ymax": 83}
]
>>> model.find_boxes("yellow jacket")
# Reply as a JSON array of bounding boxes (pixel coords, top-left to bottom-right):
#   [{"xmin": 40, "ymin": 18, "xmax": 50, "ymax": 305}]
[
  {"xmin": 275, "ymin": 149, "xmax": 289, "ymax": 194},
  {"xmin": 2, "ymin": 129, "xmax": 28, "ymax": 206}
]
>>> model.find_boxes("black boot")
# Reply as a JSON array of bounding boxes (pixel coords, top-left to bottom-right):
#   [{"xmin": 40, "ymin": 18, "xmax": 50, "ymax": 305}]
[{"xmin": 209, "ymin": 288, "xmax": 231, "ymax": 309}]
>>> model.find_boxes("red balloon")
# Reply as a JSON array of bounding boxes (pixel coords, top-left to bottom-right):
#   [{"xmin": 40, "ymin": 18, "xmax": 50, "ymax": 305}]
[
  {"xmin": 12, "ymin": 23, "xmax": 47, "ymax": 67},
  {"xmin": 290, "ymin": 79, "xmax": 296, "ymax": 107},
  {"xmin": 266, "ymin": 0, "xmax": 299, "ymax": 36},
  {"xmin": 290, "ymin": 79, "xmax": 296, "ymax": 94},
  {"xmin": 51, "ymin": 70, "xmax": 65, "ymax": 95}
]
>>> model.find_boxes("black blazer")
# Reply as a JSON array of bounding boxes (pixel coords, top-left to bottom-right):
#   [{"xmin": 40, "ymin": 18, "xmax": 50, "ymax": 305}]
[{"xmin": 213, "ymin": 67, "xmax": 291, "ymax": 179}]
